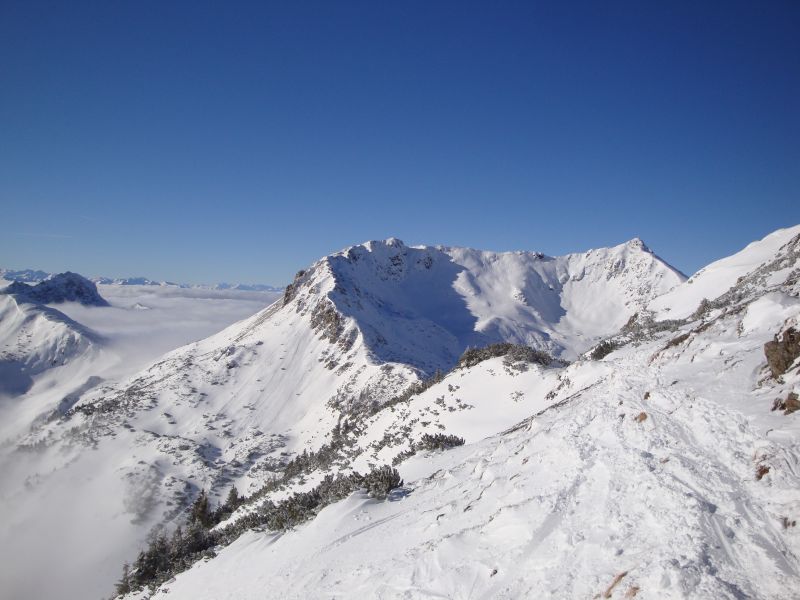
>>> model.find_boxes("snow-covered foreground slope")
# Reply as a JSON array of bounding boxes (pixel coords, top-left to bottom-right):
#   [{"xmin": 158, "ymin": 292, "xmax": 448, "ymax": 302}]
[
  {"xmin": 122, "ymin": 227, "xmax": 800, "ymax": 600},
  {"xmin": 146, "ymin": 351, "xmax": 799, "ymax": 599}
]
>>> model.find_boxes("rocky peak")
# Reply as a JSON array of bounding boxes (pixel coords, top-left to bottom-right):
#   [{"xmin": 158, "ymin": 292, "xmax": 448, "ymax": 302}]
[{"xmin": 3, "ymin": 272, "xmax": 109, "ymax": 307}]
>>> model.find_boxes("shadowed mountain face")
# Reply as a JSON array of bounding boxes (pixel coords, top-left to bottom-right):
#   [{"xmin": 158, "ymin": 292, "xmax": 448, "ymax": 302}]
[
  {"xmin": 3, "ymin": 272, "xmax": 109, "ymax": 307},
  {"xmin": 327, "ymin": 242, "xmax": 483, "ymax": 373},
  {"xmin": 320, "ymin": 238, "xmax": 685, "ymax": 371}
]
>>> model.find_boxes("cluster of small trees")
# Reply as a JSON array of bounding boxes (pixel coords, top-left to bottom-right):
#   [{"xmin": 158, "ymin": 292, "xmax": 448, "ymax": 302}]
[
  {"xmin": 114, "ymin": 465, "xmax": 403, "ymax": 597},
  {"xmin": 589, "ymin": 340, "xmax": 618, "ymax": 360},
  {"xmin": 247, "ymin": 424, "xmax": 353, "ymax": 506},
  {"xmin": 416, "ymin": 433, "xmax": 465, "ymax": 451},
  {"xmin": 458, "ymin": 343, "xmax": 555, "ymax": 369},
  {"xmin": 112, "ymin": 339, "xmax": 574, "ymax": 597}
]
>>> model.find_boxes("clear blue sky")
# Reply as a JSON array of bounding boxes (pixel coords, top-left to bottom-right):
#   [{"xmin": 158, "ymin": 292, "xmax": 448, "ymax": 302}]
[{"xmin": 1, "ymin": 1, "xmax": 798, "ymax": 284}]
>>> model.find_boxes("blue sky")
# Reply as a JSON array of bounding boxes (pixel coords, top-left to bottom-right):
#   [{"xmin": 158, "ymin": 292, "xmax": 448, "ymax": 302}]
[{"xmin": 1, "ymin": 1, "xmax": 798, "ymax": 284}]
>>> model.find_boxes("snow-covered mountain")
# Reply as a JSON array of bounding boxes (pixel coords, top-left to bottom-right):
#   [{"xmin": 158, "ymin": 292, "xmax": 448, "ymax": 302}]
[
  {"xmin": 4, "ymin": 229, "xmax": 800, "ymax": 600},
  {"xmin": 0, "ymin": 273, "xmax": 107, "ymax": 402},
  {"xmin": 42, "ymin": 235, "xmax": 683, "ymax": 467},
  {"xmin": 116, "ymin": 225, "xmax": 800, "ymax": 600},
  {"xmin": 0, "ymin": 268, "xmax": 51, "ymax": 283},
  {"xmin": 92, "ymin": 277, "xmax": 283, "ymax": 292},
  {"xmin": 0, "ymin": 293, "xmax": 100, "ymax": 397},
  {"xmin": 0, "ymin": 236, "xmax": 682, "ymax": 599}
]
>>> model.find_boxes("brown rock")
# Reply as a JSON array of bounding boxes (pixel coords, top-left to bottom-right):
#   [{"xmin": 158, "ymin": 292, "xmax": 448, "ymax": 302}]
[{"xmin": 764, "ymin": 327, "xmax": 800, "ymax": 378}]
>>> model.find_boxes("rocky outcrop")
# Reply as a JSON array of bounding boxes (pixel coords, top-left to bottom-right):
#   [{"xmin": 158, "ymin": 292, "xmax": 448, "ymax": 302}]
[{"xmin": 764, "ymin": 326, "xmax": 800, "ymax": 378}]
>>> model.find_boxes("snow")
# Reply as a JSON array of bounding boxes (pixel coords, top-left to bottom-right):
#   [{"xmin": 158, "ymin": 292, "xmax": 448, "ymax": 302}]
[
  {"xmin": 648, "ymin": 224, "xmax": 800, "ymax": 320},
  {"xmin": 144, "ymin": 260, "xmax": 800, "ymax": 599},
  {"xmin": 133, "ymin": 228, "xmax": 799, "ymax": 600},
  {"xmin": 3, "ymin": 229, "xmax": 800, "ymax": 600},
  {"xmin": 325, "ymin": 238, "xmax": 683, "ymax": 372},
  {"xmin": 0, "ymin": 283, "xmax": 280, "ymax": 600}
]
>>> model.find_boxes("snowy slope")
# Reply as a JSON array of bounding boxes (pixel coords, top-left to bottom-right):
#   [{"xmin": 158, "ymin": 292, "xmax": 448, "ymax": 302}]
[
  {"xmin": 0, "ymin": 237, "xmax": 684, "ymax": 600},
  {"xmin": 0, "ymin": 284, "xmax": 280, "ymax": 600},
  {"xmin": 0, "ymin": 293, "xmax": 100, "ymax": 398},
  {"xmin": 121, "ymin": 227, "xmax": 800, "ymax": 600},
  {"xmin": 649, "ymin": 224, "xmax": 800, "ymax": 319},
  {"xmin": 327, "ymin": 237, "xmax": 684, "ymax": 368}
]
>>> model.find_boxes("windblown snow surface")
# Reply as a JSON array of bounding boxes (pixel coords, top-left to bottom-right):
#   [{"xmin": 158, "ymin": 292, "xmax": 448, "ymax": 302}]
[{"xmin": 5, "ymin": 229, "xmax": 800, "ymax": 600}]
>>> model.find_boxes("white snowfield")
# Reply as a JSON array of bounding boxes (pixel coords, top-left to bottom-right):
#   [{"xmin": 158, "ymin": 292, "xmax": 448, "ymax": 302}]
[
  {"xmin": 136, "ymin": 226, "xmax": 800, "ymax": 600},
  {"xmin": 2, "ymin": 228, "xmax": 800, "ymax": 600}
]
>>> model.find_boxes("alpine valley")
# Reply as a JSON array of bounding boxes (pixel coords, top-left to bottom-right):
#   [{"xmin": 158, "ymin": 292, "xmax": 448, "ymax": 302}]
[{"xmin": 2, "ymin": 227, "xmax": 799, "ymax": 600}]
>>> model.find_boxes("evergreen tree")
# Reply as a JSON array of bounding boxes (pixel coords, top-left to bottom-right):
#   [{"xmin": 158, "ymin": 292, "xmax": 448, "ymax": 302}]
[
  {"xmin": 169, "ymin": 525, "xmax": 184, "ymax": 559},
  {"xmin": 114, "ymin": 562, "xmax": 131, "ymax": 596},
  {"xmin": 225, "ymin": 486, "xmax": 240, "ymax": 511},
  {"xmin": 190, "ymin": 489, "xmax": 213, "ymax": 528}
]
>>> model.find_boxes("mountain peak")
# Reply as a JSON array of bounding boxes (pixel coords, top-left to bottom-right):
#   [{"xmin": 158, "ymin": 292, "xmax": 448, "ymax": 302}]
[
  {"xmin": 625, "ymin": 237, "xmax": 649, "ymax": 252},
  {"xmin": 2, "ymin": 272, "xmax": 109, "ymax": 307},
  {"xmin": 305, "ymin": 237, "xmax": 687, "ymax": 370}
]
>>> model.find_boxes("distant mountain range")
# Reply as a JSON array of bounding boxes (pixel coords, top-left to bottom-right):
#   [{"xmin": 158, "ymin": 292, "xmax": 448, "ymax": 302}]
[{"xmin": 0, "ymin": 268, "xmax": 284, "ymax": 292}]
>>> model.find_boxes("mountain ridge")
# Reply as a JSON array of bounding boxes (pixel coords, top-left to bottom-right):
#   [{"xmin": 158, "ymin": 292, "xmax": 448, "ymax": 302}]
[
  {"xmin": 111, "ymin": 225, "xmax": 800, "ymax": 600},
  {"xmin": 2, "ymin": 271, "xmax": 109, "ymax": 307},
  {"xmin": 3, "ymin": 229, "xmax": 799, "ymax": 600}
]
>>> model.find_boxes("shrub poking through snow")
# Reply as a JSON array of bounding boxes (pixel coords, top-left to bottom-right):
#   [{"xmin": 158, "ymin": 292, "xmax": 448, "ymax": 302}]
[
  {"xmin": 416, "ymin": 433, "xmax": 465, "ymax": 452},
  {"xmin": 362, "ymin": 465, "xmax": 403, "ymax": 500},
  {"xmin": 602, "ymin": 571, "xmax": 628, "ymax": 598},
  {"xmin": 664, "ymin": 332, "xmax": 691, "ymax": 350},
  {"xmin": 634, "ymin": 412, "xmax": 648, "ymax": 423},
  {"xmin": 458, "ymin": 343, "xmax": 556, "ymax": 369}
]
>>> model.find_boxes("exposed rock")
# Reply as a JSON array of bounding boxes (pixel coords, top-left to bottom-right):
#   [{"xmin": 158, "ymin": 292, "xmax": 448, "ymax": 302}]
[
  {"xmin": 772, "ymin": 392, "xmax": 800, "ymax": 415},
  {"xmin": 786, "ymin": 392, "xmax": 800, "ymax": 415},
  {"xmin": 282, "ymin": 270, "xmax": 307, "ymax": 306},
  {"xmin": 310, "ymin": 300, "xmax": 344, "ymax": 344},
  {"xmin": 764, "ymin": 327, "xmax": 800, "ymax": 378}
]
